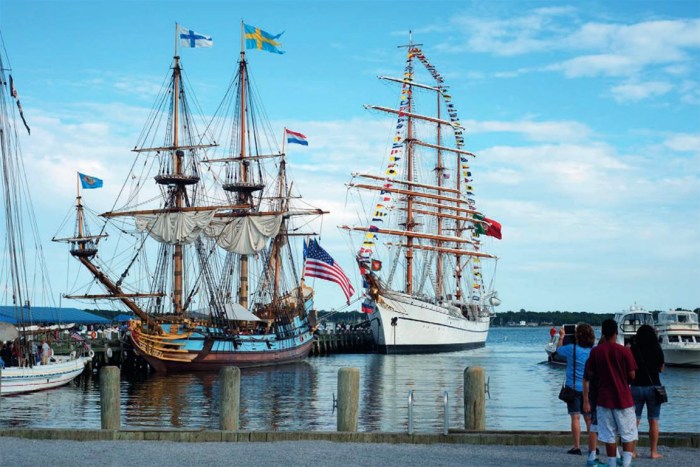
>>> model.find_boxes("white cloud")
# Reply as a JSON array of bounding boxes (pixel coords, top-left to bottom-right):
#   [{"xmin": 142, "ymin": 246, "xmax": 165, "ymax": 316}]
[
  {"xmin": 610, "ymin": 80, "xmax": 673, "ymax": 102},
  {"xmin": 443, "ymin": 11, "xmax": 699, "ymax": 102},
  {"xmin": 664, "ymin": 133, "xmax": 700, "ymax": 153},
  {"xmin": 465, "ymin": 119, "xmax": 593, "ymax": 143},
  {"xmin": 445, "ymin": 7, "xmax": 577, "ymax": 56}
]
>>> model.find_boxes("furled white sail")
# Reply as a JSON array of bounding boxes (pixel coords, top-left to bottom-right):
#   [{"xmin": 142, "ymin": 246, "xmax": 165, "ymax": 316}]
[
  {"xmin": 205, "ymin": 215, "xmax": 283, "ymax": 254},
  {"xmin": 135, "ymin": 211, "xmax": 216, "ymax": 244}
]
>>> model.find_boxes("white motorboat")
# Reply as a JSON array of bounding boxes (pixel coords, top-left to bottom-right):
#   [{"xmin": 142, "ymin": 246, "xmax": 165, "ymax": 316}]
[
  {"xmin": 614, "ymin": 304, "xmax": 655, "ymax": 346},
  {"xmin": 656, "ymin": 310, "xmax": 700, "ymax": 367}
]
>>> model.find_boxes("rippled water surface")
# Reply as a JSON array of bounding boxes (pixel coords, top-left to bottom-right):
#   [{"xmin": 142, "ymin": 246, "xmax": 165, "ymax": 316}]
[{"xmin": 2, "ymin": 327, "xmax": 698, "ymax": 432}]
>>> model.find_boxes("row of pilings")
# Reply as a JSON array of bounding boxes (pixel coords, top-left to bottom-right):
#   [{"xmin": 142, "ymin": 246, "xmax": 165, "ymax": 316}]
[
  {"xmin": 97, "ymin": 365, "xmax": 486, "ymax": 432},
  {"xmin": 310, "ymin": 329, "xmax": 376, "ymax": 356}
]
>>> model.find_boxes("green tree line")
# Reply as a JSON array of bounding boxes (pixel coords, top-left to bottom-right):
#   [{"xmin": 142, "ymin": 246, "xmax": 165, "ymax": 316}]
[{"xmin": 492, "ymin": 308, "xmax": 699, "ymax": 327}]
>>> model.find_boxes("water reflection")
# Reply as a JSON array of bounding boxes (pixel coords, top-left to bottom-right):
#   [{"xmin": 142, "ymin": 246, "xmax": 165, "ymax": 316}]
[{"xmin": 1, "ymin": 328, "xmax": 698, "ymax": 432}]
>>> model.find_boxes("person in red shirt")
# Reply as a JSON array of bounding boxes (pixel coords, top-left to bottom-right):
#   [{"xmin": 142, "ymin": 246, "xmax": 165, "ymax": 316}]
[{"xmin": 584, "ymin": 319, "xmax": 638, "ymax": 467}]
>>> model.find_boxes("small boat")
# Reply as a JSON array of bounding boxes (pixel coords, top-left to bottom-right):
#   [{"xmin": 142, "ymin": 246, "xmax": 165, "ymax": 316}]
[
  {"xmin": 655, "ymin": 310, "xmax": 700, "ymax": 367},
  {"xmin": 544, "ymin": 324, "xmax": 574, "ymax": 366},
  {"xmin": 0, "ymin": 348, "xmax": 93, "ymax": 396},
  {"xmin": 0, "ymin": 37, "xmax": 92, "ymax": 394},
  {"xmin": 614, "ymin": 304, "xmax": 654, "ymax": 346},
  {"xmin": 342, "ymin": 34, "xmax": 502, "ymax": 354}
]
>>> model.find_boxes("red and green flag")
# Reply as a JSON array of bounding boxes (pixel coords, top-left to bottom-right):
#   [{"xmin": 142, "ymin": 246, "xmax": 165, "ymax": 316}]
[{"xmin": 474, "ymin": 214, "xmax": 502, "ymax": 240}]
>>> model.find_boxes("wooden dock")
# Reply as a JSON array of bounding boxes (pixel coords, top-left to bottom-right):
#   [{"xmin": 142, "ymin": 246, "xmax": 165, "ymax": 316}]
[{"xmin": 310, "ymin": 329, "xmax": 376, "ymax": 356}]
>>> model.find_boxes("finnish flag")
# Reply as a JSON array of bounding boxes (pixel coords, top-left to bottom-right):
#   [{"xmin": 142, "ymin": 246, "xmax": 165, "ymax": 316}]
[{"xmin": 179, "ymin": 26, "xmax": 213, "ymax": 48}]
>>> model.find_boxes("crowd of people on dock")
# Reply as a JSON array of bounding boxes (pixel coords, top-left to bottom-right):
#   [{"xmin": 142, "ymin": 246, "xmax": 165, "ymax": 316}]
[
  {"xmin": 555, "ymin": 319, "xmax": 665, "ymax": 467},
  {"xmin": 0, "ymin": 338, "xmax": 54, "ymax": 368}
]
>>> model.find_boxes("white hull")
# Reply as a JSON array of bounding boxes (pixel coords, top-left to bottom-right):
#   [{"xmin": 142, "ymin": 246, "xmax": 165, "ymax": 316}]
[
  {"xmin": 369, "ymin": 292, "xmax": 489, "ymax": 354},
  {"xmin": 1, "ymin": 356, "xmax": 91, "ymax": 395},
  {"xmin": 544, "ymin": 342, "xmax": 566, "ymax": 365},
  {"xmin": 655, "ymin": 311, "xmax": 700, "ymax": 368},
  {"xmin": 661, "ymin": 343, "xmax": 700, "ymax": 367}
]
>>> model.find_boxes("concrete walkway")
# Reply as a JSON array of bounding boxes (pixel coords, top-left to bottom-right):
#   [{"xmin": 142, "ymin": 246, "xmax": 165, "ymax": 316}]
[{"xmin": 1, "ymin": 437, "xmax": 698, "ymax": 467}]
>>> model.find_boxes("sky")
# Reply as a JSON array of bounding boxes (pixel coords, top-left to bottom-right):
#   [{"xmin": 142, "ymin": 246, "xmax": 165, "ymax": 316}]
[{"xmin": 0, "ymin": 0, "xmax": 698, "ymax": 314}]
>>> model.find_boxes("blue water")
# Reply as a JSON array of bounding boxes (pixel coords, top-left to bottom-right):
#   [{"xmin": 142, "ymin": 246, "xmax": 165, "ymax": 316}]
[{"xmin": 1, "ymin": 327, "xmax": 698, "ymax": 433}]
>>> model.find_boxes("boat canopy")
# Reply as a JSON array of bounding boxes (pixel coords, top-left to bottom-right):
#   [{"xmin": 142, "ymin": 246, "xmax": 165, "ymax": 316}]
[
  {"xmin": 658, "ymin": 311, "xmax": 699, "ymax": 325},
  {"xmin": 0, "ymin": 306, "xmax": 111, "ymax": 325},
  {"xmin": 0, "ymin": 322, "xmax": 19, "ymax": 341}
]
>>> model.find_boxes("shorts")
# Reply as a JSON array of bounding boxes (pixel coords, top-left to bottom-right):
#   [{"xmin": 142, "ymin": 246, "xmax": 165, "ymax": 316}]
[
  {"xmin": 631, "ymin": 385, "xmax": 661, "ymax": 420},
  {"xmin": 590, "ymin": 401, "xmax": 598, "ymax": 432},
  {"xmin": 597, "ymin": 406, "xmax": 638, "ymax": 444},
  {"xmin": 566, "ymin": 391, "xmax": 583, "ymax": 415}
]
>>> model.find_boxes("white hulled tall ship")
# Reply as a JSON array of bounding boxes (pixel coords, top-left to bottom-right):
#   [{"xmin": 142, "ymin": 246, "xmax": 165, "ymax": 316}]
[{"xmin": 342, "ymin": 36, "xmax": 502, "ymax": 354}]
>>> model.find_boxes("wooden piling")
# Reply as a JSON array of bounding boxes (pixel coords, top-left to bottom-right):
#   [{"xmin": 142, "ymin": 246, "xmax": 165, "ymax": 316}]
[
  {"xmin": 220, "ymin": 367, "xmax": 240, "ymax": 430},
  {"xmin": 337, "ymin": 367, "xmax": 360, "ymax": 432},
  {"xmin": 100, "ymin": 366, "xmax": 120, "ymax": 430},
  {"xmin": 464, "ymin": 366, "xmax": 485, "ymax": 430}
]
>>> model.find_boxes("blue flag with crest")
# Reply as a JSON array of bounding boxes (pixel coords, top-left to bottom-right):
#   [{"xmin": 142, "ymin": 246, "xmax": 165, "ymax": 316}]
[{"xmin": 79, "ymin": 173, "xmax": 103, "ymax": 189}]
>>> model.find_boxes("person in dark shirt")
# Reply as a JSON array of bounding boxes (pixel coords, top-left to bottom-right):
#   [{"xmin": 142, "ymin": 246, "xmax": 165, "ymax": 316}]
[
  {"xmin": 630, "ymin": 324, "xmax": 665, "ymax": 459},
  {"xmin": 584, "ymin": 319, "xmax": 638, "ymax": 467}
]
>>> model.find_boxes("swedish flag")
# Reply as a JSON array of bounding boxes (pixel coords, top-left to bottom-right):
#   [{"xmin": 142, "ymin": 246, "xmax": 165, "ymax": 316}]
[{"xmin": 244, "ymin": 24, "xmax": 284, "ymax": 54}]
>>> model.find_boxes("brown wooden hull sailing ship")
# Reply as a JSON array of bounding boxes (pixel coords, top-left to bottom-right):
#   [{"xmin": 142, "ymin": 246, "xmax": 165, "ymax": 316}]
[
  {"xmin": 54, "ymin": 23, "xmax": 325, "ymax": 372},
  {"xmin": 343, "ymin": 36, "xmax": 502, "ymax": 354}
]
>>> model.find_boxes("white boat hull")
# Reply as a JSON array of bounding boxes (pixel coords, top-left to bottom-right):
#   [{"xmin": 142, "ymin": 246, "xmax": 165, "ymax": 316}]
[
  {"xmin": 661, "ymin": 343, "xmax": 700, "ymax": 367},
  {"xmin": 369, "ymin": 293, "xmax": 489, "ymax": 354},
  {"xmin": 1, "ymin": 356, "xmax": 91, "ymax": 395}
]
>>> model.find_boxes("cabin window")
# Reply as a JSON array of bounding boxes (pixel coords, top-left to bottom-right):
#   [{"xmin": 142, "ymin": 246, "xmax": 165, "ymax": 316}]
[
  {"xmin": 681, "ymin": 335, "xmax": 693, "ymax": 343},
  {"xmin": 669, "ymin": 335, "xmax": 680, "ymax": 343}
]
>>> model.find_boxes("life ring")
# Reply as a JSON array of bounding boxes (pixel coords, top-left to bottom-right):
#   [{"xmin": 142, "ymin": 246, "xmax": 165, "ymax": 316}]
[
  {"xmin": 88, "ymin": 349, "xmax": 95, "ymax": 359},
  {"xmin": 106, "ymin": 347, "xmax": 113, "ymax": 358},
  {"xmin": 90, "ymin": 331, "xmax": 97, "ymax": 339}
]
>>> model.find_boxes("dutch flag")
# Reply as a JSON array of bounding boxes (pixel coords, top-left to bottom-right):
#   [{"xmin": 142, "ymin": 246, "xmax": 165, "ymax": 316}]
[{"xmin": 285, "ymin": 129, "xmax": 309, "ymax": 146}]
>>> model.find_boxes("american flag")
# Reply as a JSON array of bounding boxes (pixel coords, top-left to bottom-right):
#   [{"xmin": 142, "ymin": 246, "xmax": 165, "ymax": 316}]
[
  {"xmin": 70, "ymin": 332, "xmax": 84, "ymax": 342},
  {"xmin": 303, "ymin": 239, "xmax": 355, "ymax": 303}
]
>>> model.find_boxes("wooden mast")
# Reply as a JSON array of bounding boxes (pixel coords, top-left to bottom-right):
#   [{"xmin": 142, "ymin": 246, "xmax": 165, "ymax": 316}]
[
  {"xmin": 403, "ymin": 33, "xmax": 415, "ymax": 295},
  {"xmin": 239, "ymin": 21, "xmax": 249, "ymax": 309},
  {"xmin": 76, "ymin": 174, "xmax": 84, "ymax": 251},
  {"xmin": 435, "ymin": 67, "xmax": 444, "ymax": 300},
  {"xmin": 172, "ymin": 26, "xmax": 184, "ymax": 315}
]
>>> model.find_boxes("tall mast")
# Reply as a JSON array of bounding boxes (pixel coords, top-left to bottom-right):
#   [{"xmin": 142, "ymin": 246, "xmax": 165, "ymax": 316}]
[
  {"xmin": 435, "ymin": 83, "xmax": 444, "ymax": 299},
  {"xmin": 272, "ymin": 130, "xmax": 287, "ymax": 303},
  {"xmin": 172, "ymin": 26, "xmax": 184, "ymax": 315},
  {"xmin": 402, "ymin": 33, "xmax": 415, "ymax": 295},
  {"xmin": 238, "ymin": 21, "xmax": 250, "ymax": 309},
  {"xmin": 76, "ymin": 174, "xmax": 83, "ymax": 239}
]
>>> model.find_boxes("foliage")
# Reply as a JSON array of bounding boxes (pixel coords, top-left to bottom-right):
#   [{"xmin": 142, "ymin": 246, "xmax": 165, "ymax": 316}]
[{"xmin": 492, "ymin": 308, "xmax": 699, "ymax": 327}]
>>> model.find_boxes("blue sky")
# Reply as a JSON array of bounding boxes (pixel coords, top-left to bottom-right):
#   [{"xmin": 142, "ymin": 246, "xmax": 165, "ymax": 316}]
[{"xmin": 1, "ymin": 0, "xmax": 698, "ymax": 314}]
